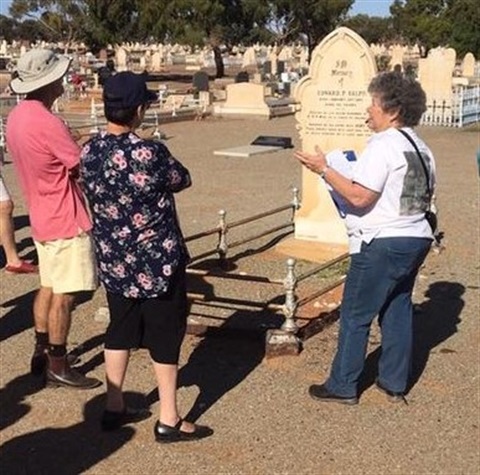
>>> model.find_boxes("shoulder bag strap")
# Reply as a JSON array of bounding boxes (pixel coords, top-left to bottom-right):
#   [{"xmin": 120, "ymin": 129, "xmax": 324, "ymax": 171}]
[{"xmin": 397, "ymin": 128, "xmax": 433, "ymax": 206}]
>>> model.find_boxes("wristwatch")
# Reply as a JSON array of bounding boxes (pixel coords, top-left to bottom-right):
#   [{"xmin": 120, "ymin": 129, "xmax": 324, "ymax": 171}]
[{"xmin": 319, "ymin": 165, "xmax": 329, "ymax": 179}]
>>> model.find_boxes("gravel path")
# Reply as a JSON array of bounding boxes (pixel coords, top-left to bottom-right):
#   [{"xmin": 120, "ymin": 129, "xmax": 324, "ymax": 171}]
[{"xmin": 0, "ymin": 115, "xmax": 479, "ymax": 474}]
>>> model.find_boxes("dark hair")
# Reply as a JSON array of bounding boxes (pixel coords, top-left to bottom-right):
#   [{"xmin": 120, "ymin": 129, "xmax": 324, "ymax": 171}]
[
  {"xmin": 104, "ymin": 104, "xmax": 138, "ymax": 126},
  {"xmin": 368, "ymin": 72, "xmax": 427, "ymax": 127}
]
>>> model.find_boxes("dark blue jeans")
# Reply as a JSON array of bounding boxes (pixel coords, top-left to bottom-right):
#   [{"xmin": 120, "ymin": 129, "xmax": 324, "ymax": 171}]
[{"xmin": 325, "ymin": 237, "xmax": 432, "ymax": 396}]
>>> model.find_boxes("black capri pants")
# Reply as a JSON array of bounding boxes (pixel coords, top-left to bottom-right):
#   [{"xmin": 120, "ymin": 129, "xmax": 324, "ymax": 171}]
[{"xmin": 104, "ymin": 266, "xmax": 188, "ymax": 364}]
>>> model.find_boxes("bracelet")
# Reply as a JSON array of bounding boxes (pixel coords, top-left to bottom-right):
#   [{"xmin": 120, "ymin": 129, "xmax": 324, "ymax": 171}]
[{"xmin": 319, "ymin": 165, "xmax": 329, "ymax": 179}]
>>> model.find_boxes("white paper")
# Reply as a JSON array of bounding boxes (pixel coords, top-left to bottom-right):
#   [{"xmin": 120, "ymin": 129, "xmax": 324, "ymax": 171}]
[{"xmin": 322, "ymin": 149, "xmax": 358, "ymax": 217}]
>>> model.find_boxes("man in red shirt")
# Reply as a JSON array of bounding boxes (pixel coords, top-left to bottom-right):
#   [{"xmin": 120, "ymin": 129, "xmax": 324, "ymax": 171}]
[{"xmin": 6, "ymin": 49, "xmax": 100, "ymax": 390}]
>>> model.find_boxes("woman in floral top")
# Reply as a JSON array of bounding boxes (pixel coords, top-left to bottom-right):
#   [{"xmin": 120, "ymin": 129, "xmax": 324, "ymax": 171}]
[{"xmin": 80, "ymin": 72, "xmax": 213, "ymax": 442}]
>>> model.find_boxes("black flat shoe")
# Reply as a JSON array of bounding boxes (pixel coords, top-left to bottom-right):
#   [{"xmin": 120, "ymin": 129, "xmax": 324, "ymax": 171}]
[
  {"xmin": 308, "ymin": 383, "xmax": 359, "ymax": 405},
  {"xmin": 154, "ymin": 419, "xmax": 213, "ymax": 443},
  {"xmin": 101, "ymin": 406, "xmax": 152, "ymax": 431},
  {"xmin": 375, "ymin": 380, "xmax": 407, "ymax": 404}
]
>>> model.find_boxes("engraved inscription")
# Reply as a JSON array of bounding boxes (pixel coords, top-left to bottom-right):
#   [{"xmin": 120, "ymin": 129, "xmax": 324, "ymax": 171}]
[{"xmin": 304, "ymin": 88, "xmax": 370, "ymax": 138}]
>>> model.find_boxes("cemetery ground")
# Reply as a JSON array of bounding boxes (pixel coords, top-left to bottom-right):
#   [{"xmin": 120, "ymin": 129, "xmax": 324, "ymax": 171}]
[{"xmin": 0, "ymin": 115, "xmax": 479, "ymax": 474}]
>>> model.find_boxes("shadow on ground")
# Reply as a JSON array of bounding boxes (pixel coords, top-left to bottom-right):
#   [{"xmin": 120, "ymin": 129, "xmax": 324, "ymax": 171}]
[
  {"xmin": 0, "ymin": 332, "xmax": 106, "ymax": 433},
  {"xmin": 0, "ymin": 373, "xmax": 45, "ymax": 432},
  {"xmin": 0, "ymin": 393, "xmax": 140, "ymax": 475},
  {"xmin": 0, "ymin": 290, "xmax": 37, "ymax": 342},
  {"xmin": 358, "ymin": 280, "xmax": 464, "ymax": 395},
  {"xmin": 0, "ymin": 291, "xmax": 96, "ymax": 343},
  {"xmin": 146, "ymin": 273, "xmax": 275, "ymax": 422},
  {"xmin": 12, "ymin": 215, "xmax": 31, "ymax": 232}
]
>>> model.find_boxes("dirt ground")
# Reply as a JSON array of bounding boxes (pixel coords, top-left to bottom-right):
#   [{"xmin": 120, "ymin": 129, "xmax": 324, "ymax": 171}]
[{"xmin": 0, "ymin": 112, "xmax": 479, "ymax": 474}]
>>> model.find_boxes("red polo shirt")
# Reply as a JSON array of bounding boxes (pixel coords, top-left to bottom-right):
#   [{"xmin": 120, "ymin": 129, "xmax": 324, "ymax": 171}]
[{"xmin": 6, "ymin": 100, "xmax": 92, "ymax": 241}]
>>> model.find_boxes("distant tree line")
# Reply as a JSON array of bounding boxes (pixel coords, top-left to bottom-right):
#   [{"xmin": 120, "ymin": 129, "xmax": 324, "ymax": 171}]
[{"xmin": 1, "ymin": 0, "xmax": 478, "ymax": 60}]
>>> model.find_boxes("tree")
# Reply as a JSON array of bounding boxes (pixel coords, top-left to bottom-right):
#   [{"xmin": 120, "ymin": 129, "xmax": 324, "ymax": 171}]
[
  {"xmin": 135, "ymin": 0, "xmax": 272, "ymax": 78},
  {"xmin": 15, "ymin": 18, "xmax": 51, "ymax": 42},
  {"xmin": 10, "ymin": 0, "xmax": 85, "ymax": 48},
  {"xmin": 390, "ymin": 0, "xmax": 480, "ymax": 57},
  {"xmin": 0, "ymin": 15, "xmax": 18, "ymax": 42},
  {"xmin": 268, "ymin": 0, "xmax": 354, "ymax": 60},
  {"xmin": 82, "ymin": 0, "xmax": 140, "ymax": 52},
  {"xmin": 447, "ymin": 0, "xmax": 480, "ymax": 57},
  {"xmin": 9, "ymin": 0, "xmax": 140, "ymax": 52},
  {"xmin": 390, "ymin": 0, "xmax": 451, "ymax": 56},
  {"xmin": 342, "ymin": 15, "xmax": 396, "ymax": 45}
]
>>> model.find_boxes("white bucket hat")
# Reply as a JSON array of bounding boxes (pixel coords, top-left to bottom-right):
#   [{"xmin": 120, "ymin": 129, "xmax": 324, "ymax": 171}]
[{"xmin": 10, "ymin": 49, "xmax": 71, "ymax": 94}]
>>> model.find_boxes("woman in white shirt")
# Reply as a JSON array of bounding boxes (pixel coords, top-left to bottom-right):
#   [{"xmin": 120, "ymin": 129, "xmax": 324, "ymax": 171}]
[{"xmin": 295, "ymin": 71, "xmax": 435, "ymax": 405}]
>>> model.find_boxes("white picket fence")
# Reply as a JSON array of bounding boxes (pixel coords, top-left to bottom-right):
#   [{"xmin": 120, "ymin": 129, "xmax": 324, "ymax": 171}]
[{"xmin": 421, "ymin": 84, "xmax": 480, "ymax": 127}]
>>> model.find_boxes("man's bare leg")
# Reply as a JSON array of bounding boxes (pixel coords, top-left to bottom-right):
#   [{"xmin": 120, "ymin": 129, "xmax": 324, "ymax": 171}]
[
  {"xmin": 33, "ymin": 286, "xmax": 52, "ymax": 334},
  {"xmin": 30, "ymin": 286, "xmax": 53, "ymax": 375},
  {"xmin": 47, "ymin": 293, "xmax": 74, "ymax": 346}
]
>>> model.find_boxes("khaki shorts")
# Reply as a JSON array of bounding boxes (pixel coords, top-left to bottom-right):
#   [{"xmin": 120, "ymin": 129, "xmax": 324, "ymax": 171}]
[{"xmin": 34, "ymin": 232, "xmax": 98, "ymax": 294}]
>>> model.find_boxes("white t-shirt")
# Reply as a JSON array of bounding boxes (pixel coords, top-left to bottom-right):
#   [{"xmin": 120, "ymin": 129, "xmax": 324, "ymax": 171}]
[{"xmin": 344, "ymin": 127, "xmax": 436, "ymax": 253}]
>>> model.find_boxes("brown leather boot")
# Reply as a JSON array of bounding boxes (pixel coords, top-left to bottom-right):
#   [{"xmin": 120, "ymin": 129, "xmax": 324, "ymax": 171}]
[
  {"xmin": 31, "ymin": 345, "xmax": 81, "ymax": 376},
  {"xmin": 31, "ymin": 344, "xmax": 48, "ymax": 376},
  {"xmin": 47, "ymin": 355, "xmax": 101, "ymax": 390}
]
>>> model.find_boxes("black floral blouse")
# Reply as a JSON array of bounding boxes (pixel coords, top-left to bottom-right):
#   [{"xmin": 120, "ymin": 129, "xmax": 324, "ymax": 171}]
[{"xmin": 80, "ymin": 131, "xmax": 191, "ymax": 298}]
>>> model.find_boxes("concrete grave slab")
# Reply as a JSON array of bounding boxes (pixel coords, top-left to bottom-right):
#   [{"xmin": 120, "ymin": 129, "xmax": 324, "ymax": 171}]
[{"xmin": 213, "ymin": 144, "xmax": 283, "ymax": 158}]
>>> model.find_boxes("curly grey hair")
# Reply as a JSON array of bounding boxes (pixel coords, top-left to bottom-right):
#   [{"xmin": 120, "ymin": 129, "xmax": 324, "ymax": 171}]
[{"xmin": 368, "ymin": 72, "xmax": 427, "ymax": 127}]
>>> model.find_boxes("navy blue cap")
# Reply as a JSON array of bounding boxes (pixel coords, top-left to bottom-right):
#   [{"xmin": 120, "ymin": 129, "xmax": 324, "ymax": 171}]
[{"xmin": 103, "ymin": 71, "xmax": 158, "ymax": 108}]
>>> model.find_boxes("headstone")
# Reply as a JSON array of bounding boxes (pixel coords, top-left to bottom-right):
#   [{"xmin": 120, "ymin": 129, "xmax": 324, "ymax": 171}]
[
  {"xmin": 151, "ymin": 51, "xmax": 162, "ymax": 71},
  {"xmin": 411, "ymin": 43, "xmax": 421, "ymax": 59},
  {"xmin": 269, "ymin": 50, "xmax": 278, "ymax": 76},
  {"xmin": 242, "ymin": 47, "xmax": 257, "ymax": 68},
  {"xmin": 198, "ymin": 90, "xmax": 211, "ymax": 107},
  {"xmin": 299, "ymin": 47, "xmax": 309, "ymax": 69},
  {"xmin": 116, "ymin": 47, "xmax": 128, "ymax": 71},
  {"xmin": 235, "ymin": 71, "xmax": 250, "ymax": 83},
  {"xmin": 389, "ymin": 44, "xmax": 405, "ymax": 71},
  {"xmin": 461, "ymin": 52, "xmax": 475, "ymax": 77},
  {"xmin": 252, "ymin": 73, "xmax": 263, "ymax": 84},
  {"xmin": 192, "ymin": 70, "xmax": 210, "ymax": 91},
  {"xmin": 278, "ymin": 46, "xmax": 293, "ymax": 62},
  {"xmin": 213, "ymin": 83, "xmax": 270, "ymax": 118},
  {"xmin": 418, "ymin": 47, "xmax": 455, "ymax": 125},
  {"xmin": 292, "ymin": 27, "xmax": 377, "ymax": 249},
  {"xmin": 263, "ymin": 61, "xmax": 272, "ymax": 75}
]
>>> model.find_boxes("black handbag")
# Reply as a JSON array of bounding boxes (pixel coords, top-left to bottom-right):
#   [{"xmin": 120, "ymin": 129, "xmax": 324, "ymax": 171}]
[{"xmin": 397, "ymin": 129, "xmax": 437, "ymax": 234}]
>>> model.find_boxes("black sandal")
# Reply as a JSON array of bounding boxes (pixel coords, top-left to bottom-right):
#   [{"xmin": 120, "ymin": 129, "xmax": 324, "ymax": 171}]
[{"xmin": 154, "ymin": 418, "xmax": 213, "ymax": 443}]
